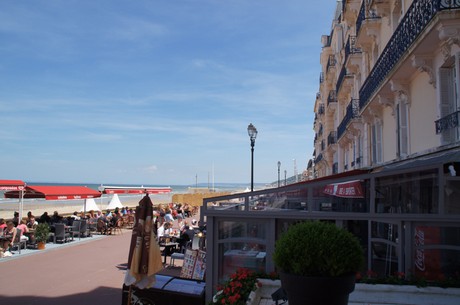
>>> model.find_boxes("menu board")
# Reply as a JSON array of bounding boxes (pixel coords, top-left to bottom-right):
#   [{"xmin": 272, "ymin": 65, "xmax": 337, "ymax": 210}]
[
  {"xmin": 180, "ymin": 249, "xmax": 206, "ymax": 280},
  {"xmin": 192, "ymin": 250, "xmax": 206, "ymax": 280}
]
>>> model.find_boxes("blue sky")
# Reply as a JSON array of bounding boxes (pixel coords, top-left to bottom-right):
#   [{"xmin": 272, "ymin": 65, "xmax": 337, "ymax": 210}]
[{"xmin": 0, "ymin": 1, "xmax": 337, "ymax": 186}]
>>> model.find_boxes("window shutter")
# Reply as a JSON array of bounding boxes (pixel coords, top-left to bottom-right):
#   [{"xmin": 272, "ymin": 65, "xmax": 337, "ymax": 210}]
[{"xmin": 439, "ymin": 67, "xmax": 455, "ymax": 144}]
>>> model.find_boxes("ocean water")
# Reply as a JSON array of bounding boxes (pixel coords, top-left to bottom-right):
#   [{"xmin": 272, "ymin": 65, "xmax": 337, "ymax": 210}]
[{"xmin": 0, "ymin": 181, "xmax": 267, "ymax": 207}]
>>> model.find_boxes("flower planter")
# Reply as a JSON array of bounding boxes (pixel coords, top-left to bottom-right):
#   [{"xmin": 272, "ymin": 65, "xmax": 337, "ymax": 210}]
[
  {"xmin": 246, "ymin": 279, "xmax": 282, "ymax": 305},
  {"xmin": 349, "ymin": 283, "xmax": 460, "ymax": 305}
]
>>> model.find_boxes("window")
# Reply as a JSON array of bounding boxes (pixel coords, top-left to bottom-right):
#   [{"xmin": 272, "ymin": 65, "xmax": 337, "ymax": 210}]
[
  {"xmin": 396, "ymin": 101, "xmax": 409, "ymax": 157},
  {"xmin": 439, "ymin": 59, "xmax": 459, "ymax": 144},
  {"xmin": 371, "ymin": 121, "xmax": 383, "ymax": 164}
]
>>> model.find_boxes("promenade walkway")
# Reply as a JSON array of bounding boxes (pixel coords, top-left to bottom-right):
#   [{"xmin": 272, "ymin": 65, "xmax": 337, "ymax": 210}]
[{"xmin": 0, "ymin": 230, "xmax": 131, "ymax": 305}]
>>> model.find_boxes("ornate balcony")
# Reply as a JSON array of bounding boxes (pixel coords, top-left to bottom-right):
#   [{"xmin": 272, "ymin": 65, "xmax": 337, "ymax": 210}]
[
  {"xmin": 326, "ymin": 55, "xmax": 336, "ymax": 73},
  {"xmin": 318, "ymin": 104, "xmax": 325, "ymax": 115},
  {"xmin": 435, "ymin": 111, "xmax": 460, "ymax": 134},
  {"xmin": 359, "ymin": 0, "xmax": 460, "ymax": 110},
  {"xmin": 328, "ymin": 131, "xmax": 337, "ymax": 146},
  {"xmin": 337, "ymin": 99, "xmax": 360, "ymax": 140}
]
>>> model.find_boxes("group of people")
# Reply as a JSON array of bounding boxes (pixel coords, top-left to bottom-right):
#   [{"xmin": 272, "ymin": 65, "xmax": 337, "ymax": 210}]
[{"xmin": 0, "ymin": 211, "xmax": 36, "ymax": 255}]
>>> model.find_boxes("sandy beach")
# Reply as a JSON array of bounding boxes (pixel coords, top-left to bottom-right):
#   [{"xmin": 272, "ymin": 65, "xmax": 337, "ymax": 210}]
[{"xmin": 0, "ymin": 194, "xmax": 173, "ymax": 220}]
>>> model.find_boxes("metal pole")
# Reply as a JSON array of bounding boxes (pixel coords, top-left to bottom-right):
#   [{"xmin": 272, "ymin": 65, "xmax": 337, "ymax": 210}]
[
  {"xmin": 251, "ymin": 140, "xmax": 254, "ymax": 192},
  {"xmin": 284, "ymin": 170, "xmax": 287, "ymax": 186},
  {"xmin": 277, "ymin": 161, "xmax": 281, "ymax": 188}
]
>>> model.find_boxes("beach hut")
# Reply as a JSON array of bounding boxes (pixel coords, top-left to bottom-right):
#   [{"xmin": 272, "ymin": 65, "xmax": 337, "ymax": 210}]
[
  {"xmin": 80, "ymin": 198, "xmax": 100, "ymax": 213},
  {"xmin": 107, "ymin": 193, "xmax": 123, "ymax": 210}
]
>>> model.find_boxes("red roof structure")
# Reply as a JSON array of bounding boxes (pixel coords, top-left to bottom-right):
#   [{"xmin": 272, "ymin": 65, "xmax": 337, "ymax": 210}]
[
  {"xmin": 4, "ymin": 185, "xmax": 101, "ymax": 200},
  {"xmin": 0, "ymin": 179, "xmax": 26, "ymax": 191}
]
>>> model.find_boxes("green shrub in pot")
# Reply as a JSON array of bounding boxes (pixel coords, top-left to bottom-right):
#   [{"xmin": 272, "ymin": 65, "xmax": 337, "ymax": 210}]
[{"xmin": 272, "ymin": 221, "xmax": 364, "ymax": 305}]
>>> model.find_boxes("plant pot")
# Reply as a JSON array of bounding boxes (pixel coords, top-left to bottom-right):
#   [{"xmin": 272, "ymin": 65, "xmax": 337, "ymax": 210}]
[
  {"xmin": 37, "ymin": 242, "xmax": 46, "ymax": 250},
  {"xmin": 279, "ymin": 272, "xmax": 356, "ymax": 305}
]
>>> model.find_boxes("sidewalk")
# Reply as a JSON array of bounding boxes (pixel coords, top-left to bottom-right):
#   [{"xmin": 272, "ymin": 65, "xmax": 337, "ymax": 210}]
[{"xmin": 0, "ymin": 230, "xmax": 131, "ymax": 305}]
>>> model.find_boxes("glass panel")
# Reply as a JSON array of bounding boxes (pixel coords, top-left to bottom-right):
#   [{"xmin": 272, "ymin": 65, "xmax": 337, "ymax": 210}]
[
  {"xmin": 313, "ymin": 180, "xmax": 369, "ymax": 212},
  {"xmin": 218, "ymin": 242, "xmax": 266, "ymax": 283},
  {"xmin": 372, "ymin": 222, "xmax": 399, "ymax": 243},
  {"xmin": 217, "ymin": 221, "xmax": 266, "ymax": 240},
  {"xmin": 413, "ymin": 225, "xmax": 460, "ymax": 281},
  {"xmin": 445, "ymin": 179, "xmax": 460, "ymax": 214},
  {"xmin": 371, "ymin": 242, "xmax": 398, "ymax": 277},
  {"xmin": 375, "ymin": 169, "xmax": 438, "ymax": 214}
]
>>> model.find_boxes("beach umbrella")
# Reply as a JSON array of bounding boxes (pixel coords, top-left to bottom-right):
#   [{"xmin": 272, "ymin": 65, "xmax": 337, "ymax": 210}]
[
  {"xmin": 107, "ymin": 193, "xmax": 124, "ymax": 210},
  {"xmin": 124, "ymin": 194, "xmax": 163, "ymax": 289}
]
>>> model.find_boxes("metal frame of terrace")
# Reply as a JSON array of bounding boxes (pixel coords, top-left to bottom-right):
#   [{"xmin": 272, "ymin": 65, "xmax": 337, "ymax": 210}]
[{"xmin": 201, "ymin": 147, "xmax": 460, "ymax": 303}]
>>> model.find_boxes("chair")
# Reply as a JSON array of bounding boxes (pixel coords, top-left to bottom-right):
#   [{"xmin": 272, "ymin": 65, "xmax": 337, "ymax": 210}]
[
  {"xmin": 69, "ymin": 220, "xmax": 81, "ymax": 240},
  {"xmin": 80, "ymin": 220, "xmax": 91, "ymax": 238},
  {"xmin": 11, "ymin": 228, "xmax": 27, "ymax": 254},
  {"xmin": 127, "ymin": 215, "xmax": 135, "ymax": 229},
  {"xmin": 53, "ymin": 223, "xmax": 71, "ymax": 243},
  {"xmin": 112, "ymin": 218, "xmax": 123, "ymax": 235},
  {"xmin": 170, "ymin": 240, "xmax": 191, "ymax": 266},
  {"xmin": 97, "ymin": 219, "xmax": 109, "ymax": 235}
]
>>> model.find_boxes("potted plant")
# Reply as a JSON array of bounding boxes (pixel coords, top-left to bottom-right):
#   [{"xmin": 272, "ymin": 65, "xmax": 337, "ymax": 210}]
[
  {"xmin": 273, "ymin": 221, "xmax": 364, "ymax": 305},
  {"xmin": 34, "ymin": 223, "xmax": 50, "ymax": 250}
]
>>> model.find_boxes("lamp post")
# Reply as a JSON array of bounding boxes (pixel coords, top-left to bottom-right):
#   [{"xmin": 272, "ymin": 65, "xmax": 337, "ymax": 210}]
[
  {"xmin": 284, "ymin": 170, "xmax": 287, "ymax": 186},
  {"xmin": 247, "ymin": 123, "xmax": 258, "ymax": 192},
  {"xmin": 277, "ymin": 161, "xmax": 281, "ymax": 187}
]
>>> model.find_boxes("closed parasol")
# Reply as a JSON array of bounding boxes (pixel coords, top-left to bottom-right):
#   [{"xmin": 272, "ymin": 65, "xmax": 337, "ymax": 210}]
[{"xmin": 124, "ymin": 194, "xmax": 163, "ymax": 289}]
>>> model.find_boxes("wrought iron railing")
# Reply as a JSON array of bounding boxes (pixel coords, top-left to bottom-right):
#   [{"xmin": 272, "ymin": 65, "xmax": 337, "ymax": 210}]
[
  {"xmin": 315, "ymin": 153, "xmax": 323, "ymax": 163},
  {"xmin": 318, "ymin": 104, "xmax": 325, "ymax": 115},
  {"xmin": 328, "ymin": 131, "xmax": 337, "ymax": 146},
  {"xmin": 321, "ymin": 140, "xmax": 326, "ymax": 151},
  {"xmin": 356, "ymin": 1, "xmax": 365, "ymax": 36},
  {"xmin": 326, "ymin": 55, "xmax": 336, "ymax": 72},
  {"xmin": 344, "ymin": 35, "xmax": 362, "ymax": 64},
  {"xmin": 435, "ymin": 110, "xmax": 460, "ymax": 134},
  {"xmin": 328, "ymin": 90, "xmax": 337, "ymax": 106},
  {"xmin": 336, "ymin": 66, "xmax": 348, "ymax": 93},
  {"xmin": 332, "ymin": 162, "xmax": 338, "ymax": 174},
  {"xmin": 318, "ymin": 124, "xmax": 323, "ymax": 136},
  {"xmin": 337, "ymin": 99, "xmax": 360, "ymax": 140},
  {"xmin": 359, "ymin": 0, "xmax": 460, "ymax": 110}
]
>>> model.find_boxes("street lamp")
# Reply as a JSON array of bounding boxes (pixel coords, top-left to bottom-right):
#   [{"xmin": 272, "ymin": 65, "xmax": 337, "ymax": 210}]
[
  {"xmin": 247, "ymin": 123, "xmax": 258, "ymax": 192},
  {"xmin": 277, "ymin": 161, "xmax": 281, "ymax": 187},
  {"xmin": 284, "ymin": 170, "xmax": 287, "ymax": 186}
]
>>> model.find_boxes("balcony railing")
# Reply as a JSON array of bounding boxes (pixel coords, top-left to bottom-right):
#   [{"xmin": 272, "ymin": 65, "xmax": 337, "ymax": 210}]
[
  {"xmin": 336, "ymin": 66, "xmax": 348, "ymax": 93},
  {"xmin": 337, "ymin": 99, "xmax": 360, "ymax": 140},
  {"xmin": 435, "ymin": 110, "xmax": 460, "ymax": 134},
  {"xmin": 315, "ymin": 153, "xmax": 323, "ymax": 163},
  {"xmin": 328, "ymin": 131, "xmax": 337, "ymax": 146},
  {"xmin": 328, "ymin": 90, "xmax": 337, "ymax": 106},
  {"xmin": 344, "ymin": 35, "xmax": 362, "ymax": 64},
  {"xmin": 332, "ymin": 162, "xmax": 338, "ymax": 174},
  {"xmin": 321, "ymin": 140, "xmax": 326, "ymax": 151},
  {"xmin": 318, "ymin": 104, "xmax": 325, "ymax": 115},
  {"xmin": 359, "ymin": 0, "xmax": 460, "ymax": 110},
  {"xmin": 356, "ymin": 1, "xmax": 365, "ymax": 36},
  {"xmin": 326, "ymin": 55, "xmax": 336, "ymax": 72}
]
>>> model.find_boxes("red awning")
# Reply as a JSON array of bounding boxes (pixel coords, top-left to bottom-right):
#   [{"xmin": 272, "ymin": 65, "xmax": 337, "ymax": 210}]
[
  {"xmin": 0, "ymin": 179, "xmax": 26, "ymax": 191},
  {"xmin": 323, "ymin": 180, "xmax": 364, "ymax": 198},
  {"xmin": 102, "ymin": 186, "xmax": 172, "ymax": 195},
  {"xmin": 4, "ymin": 185, "xmax": 101, "ymax": 200}
]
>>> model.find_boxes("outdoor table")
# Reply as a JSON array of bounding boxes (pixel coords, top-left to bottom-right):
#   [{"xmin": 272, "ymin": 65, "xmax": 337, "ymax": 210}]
[{"xmin": 159, "ymin": 242, "xmax": 179, "ymax": 264}]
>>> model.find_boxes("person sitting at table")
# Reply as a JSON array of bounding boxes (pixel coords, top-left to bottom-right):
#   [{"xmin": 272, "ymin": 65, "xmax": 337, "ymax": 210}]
[
  {"xmin": 39, "ymin": 212, "xmax": 51, "ymax": 224},
  {"xmin": 70, "ymin": 211, "xmax": 80, "ymax": 221},
  {"xmin": 157, "ymin": 222, "xmax": 172, "ymax": 241},
  {"xmin": 27, "ymin": 212, "xmax": 38, "ymax": 229},
  {"xmin": 16, "ymin": 219, "xmax": 30, "ymax": 243},
  {"xmin": 12, "ymin": 211, "xmax": 19, "ymax": 227},
  {"xmin": 50, "ymin": 211, "xmax": 63, "ymax": 225},
  {"xmin": 109, "ymin": 212, "xmax": 120, "ymax": 228},
  {"xmin": 0, "ymin": 218, "xmax": 6, "ymax": 230},
  {"xmin": 2, "ymin": 221, "xmax": 17, "ymax": 252}
]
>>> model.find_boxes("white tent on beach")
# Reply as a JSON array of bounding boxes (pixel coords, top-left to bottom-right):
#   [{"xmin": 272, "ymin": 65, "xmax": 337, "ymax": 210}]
[
  {"xmin": 80, "ymin": 198, "xmax": 101, "ymax": 213},
  {"xmin": 107, "ymin": 193, "xmax": 124, "ymax": 210}
]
